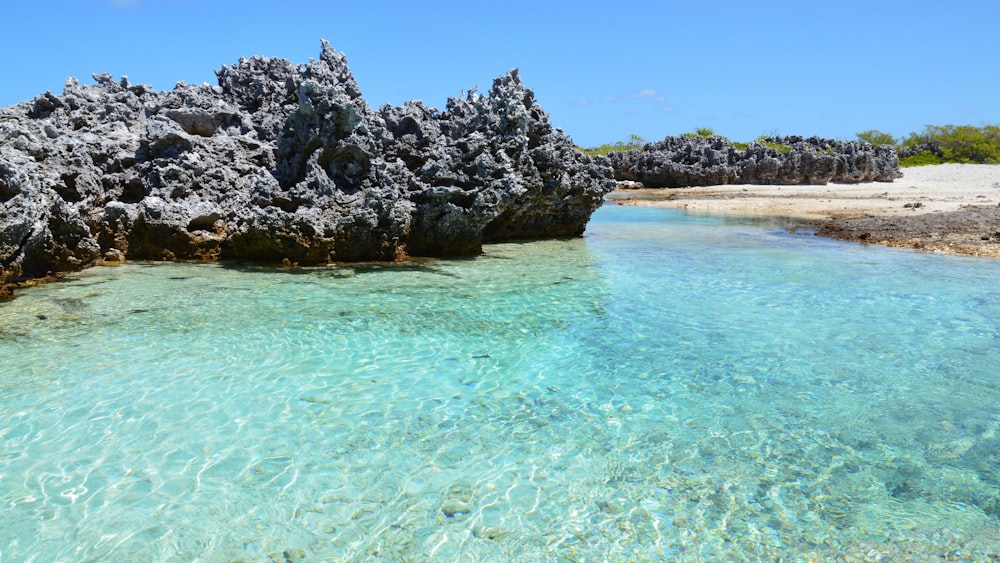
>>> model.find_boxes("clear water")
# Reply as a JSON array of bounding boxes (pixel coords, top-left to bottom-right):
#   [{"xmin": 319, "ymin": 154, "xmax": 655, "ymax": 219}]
[{"xmin": 1, "ymin": 205, "xmax": 999, "ymax": 562}]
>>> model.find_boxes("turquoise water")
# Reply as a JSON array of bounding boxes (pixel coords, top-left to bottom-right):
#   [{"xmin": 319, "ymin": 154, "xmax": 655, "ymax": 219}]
[{"xmin": 1, "ymin": 205, "xmax": 999, "ymax": 562}]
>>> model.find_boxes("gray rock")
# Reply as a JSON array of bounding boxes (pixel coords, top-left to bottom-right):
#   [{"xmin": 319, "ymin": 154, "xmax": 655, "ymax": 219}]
[
  {"xmin": 0, "ymin": 40, "xmax": 615, "ymax": 297},
  {"xmin": 897, "ymin": 142, "xmax": 942, "ymax": 159},
  {"xmin": 607, "ymin": 135, "xmax": 901, "ymax": 188}
]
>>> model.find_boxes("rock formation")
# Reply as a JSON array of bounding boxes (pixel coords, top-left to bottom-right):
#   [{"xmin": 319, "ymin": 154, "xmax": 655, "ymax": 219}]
[
  {"xmin": 897, "ymin": 142, "xmax": 943, "ymax": 159},
  {"xmin": 607, "ymin": 135, "xmax": 901, "ymax": 188},
  {"xmin": 0, "ymin": 41, "xmax": 615, "ymax": 297}
]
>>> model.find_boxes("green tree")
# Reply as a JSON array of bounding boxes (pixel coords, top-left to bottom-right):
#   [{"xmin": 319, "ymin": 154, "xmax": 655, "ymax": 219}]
[
  {"xmin": 938, "ymin": 125, "xmax": 999, "ymax": 163},
  {"xmin": 899, "ymin": 123, "xmax": 1000, "ymax": 166},
  {"xmin": 900, "ymin": 129, "xmax": 930, "ymax": 149},
  {"xmin": 918, "ymin": 124, "xmax": 1000, "ymax": 163}
]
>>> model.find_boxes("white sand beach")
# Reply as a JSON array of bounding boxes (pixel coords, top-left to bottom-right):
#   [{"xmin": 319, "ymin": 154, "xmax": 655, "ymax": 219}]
[{"xmin": 606, "ymin": 163, "xmax": 1000, "ymax": 220}]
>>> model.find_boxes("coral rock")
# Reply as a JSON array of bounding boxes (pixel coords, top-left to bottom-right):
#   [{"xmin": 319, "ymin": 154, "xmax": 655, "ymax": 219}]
[
  {"xmin": 0, "ymin": 41, "xmax": 615, "ymax": 296},
  {"xmin": 608, "ymin": 135, "xmax": 901, "ymax": 188}
]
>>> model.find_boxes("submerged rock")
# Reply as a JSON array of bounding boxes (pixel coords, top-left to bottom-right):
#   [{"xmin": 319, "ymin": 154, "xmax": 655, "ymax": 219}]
[
  {"xmin": 0, "ymin": 41, "xmax": 614, "ymax": 297},
  {"xmin": 608, "ymin": 135, "xmax": 901, "ymax": 188}
]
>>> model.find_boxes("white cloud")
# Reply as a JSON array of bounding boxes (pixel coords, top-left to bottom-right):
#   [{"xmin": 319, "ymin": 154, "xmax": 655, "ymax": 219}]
[
  {"xmin": 597, "ymin": 88, "xmax": 669, "ymax": 105},
  {"xmin": 628, "ymin": 88, "xmax": 657, "ymax": 99},
  {"xmin": 576, "ymin": 88, "xmax": 675, "ymax": 111}
]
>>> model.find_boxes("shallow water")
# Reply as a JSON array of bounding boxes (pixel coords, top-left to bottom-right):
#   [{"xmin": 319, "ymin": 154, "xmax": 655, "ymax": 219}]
[{"xmin": 1, "ymin": 205, "xmax": 999, "ymax": 561}]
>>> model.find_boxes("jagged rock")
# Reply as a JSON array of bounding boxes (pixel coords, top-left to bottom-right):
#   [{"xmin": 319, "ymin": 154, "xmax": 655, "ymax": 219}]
[
  {"xmin": 0, "ymin": 40, "xmax": 615, "ymax": 297},
  {"xmin": 898, "ymin": 143, "xmax": 942, "ymax": 159},
  {"xmin": 608, "ymin": 135, "xmax": 901, "ymax": 188}
]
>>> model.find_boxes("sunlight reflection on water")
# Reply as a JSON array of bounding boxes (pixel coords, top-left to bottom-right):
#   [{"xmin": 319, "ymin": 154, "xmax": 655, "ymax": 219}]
[{"xmin": 1, "ymin": 205, "xmax": 999, "ymax": 561}]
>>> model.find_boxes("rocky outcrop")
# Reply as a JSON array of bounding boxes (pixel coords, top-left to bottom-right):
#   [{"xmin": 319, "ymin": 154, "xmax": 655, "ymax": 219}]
[
  {"xmin": 608, "ymin": 135, "xmax": 901, "ymax": 188},
  {"xmin": 814, "ymin": 205, "xmax": 1000, "ymax": 258},
  {"xmin": 0, "ymin": 41, "xmax": 614, "ymax": 297},
  {"xmin": 897, "ymin": 143, "xmax": 942, "ymax": 159}
]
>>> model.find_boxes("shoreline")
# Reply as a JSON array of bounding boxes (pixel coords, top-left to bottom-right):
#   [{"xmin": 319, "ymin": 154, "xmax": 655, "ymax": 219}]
[
  {"xmin": 3, "ymin": 164, "xmax": 998, "ymax": 301},
  {"xmin": 606, "ymin": 163, "xmax": 1000, "ymax": 258}
]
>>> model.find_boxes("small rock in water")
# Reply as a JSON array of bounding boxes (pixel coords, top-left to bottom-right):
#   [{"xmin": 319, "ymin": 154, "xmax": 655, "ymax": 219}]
[
  {"xmin": 597, "ymin": 499, "xmax": 623, "ymax": 514},
  {"xmin": 269, "ymin": 549, "xmax": 305, "ymax": 563},
  {"xmin": 473, "ymin": 525, "xmax": 509, "ymax": 540},
  {"xmin": 104, "ymin": 248, "xmax": 125, "ymax": 266},
  {"xmin": 441, "ymin": 499, "xmax": 472, "ymax": 518}
]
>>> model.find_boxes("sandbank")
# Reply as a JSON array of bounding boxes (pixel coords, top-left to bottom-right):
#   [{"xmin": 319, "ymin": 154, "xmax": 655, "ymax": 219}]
[{"xmin": 606, "ymin": 163, "xmax": 1000, "ymax": 258}]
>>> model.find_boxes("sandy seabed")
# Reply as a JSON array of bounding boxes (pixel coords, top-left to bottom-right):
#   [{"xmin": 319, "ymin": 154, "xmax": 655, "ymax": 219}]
[{"xmin": 607, "ymin": 163, "xmax": 1000, "ymax": 258}]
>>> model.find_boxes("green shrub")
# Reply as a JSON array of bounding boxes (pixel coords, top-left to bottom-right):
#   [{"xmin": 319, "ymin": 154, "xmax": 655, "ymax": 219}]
[
  {"xmin": 857, "ymin": 129, "xmax": 896, "ymax": 147},
  {"xmin": 933, "ymin": 125, "xmax": 1000, "ymax": 163},
  {"xmin": 578, "ymin": 134, "xmax": 645, "ymax": 157},
  {"xmin": 757, "ymin": 137, "xmax": 792, "ymax": 154},
  {"xmin": 902, "ymin": 124, "xmax": 1000, "ymax": 164},
  {"xmin": 899, "ymin": 151, "xmax": 945, "ymax": 167},
  {"xmin": 900, "ymin": 130, "xmax": 930, "ymax": 149},
  {"xmin": 681, "ymin": 127, "xmax": 721, "ymax": 140}
]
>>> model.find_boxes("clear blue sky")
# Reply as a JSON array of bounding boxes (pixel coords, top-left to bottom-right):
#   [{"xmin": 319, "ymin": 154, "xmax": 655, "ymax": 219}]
[{"xmin": 1, "ymin": 0, "xmax": 997, "ymax": 148}]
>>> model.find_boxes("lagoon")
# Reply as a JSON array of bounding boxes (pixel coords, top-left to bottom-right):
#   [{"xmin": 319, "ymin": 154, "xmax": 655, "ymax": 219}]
[{"xmin": 1, "ymin": 205, "xmax": 999, "ymax": 561}]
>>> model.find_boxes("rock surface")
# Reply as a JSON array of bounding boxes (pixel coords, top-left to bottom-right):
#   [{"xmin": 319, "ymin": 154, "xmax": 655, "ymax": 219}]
[
  {"xmin": 814, "ymin": 205, "xmax": 1000, "ymax": 258},
  {"xmin": 897, "ymin": 142, "xmax": 943, "ymax": 159},
  {"xmin": 608, "ymin": 135, "xmax": 901, "ymax": 188},
  {"xmin": 0, "ymin": 41, "xmax": 614, "ymax": 298},
  {"xmin": 608, "ymin": 162, "xmax": 1000, "ymax": 259}
]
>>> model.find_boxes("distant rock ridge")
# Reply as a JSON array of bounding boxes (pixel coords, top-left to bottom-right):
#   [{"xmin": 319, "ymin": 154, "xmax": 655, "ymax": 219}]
[
  {"xmin": 608, "ymin": 135, "xmax": 901, "ymax": 188},
  {"xmin": 0, "ymin": 40, "xmax": 615, "ymax": 297},
  {"xmin": 897, "ymin": 142, "xmax": 942, "ymax": 159}
]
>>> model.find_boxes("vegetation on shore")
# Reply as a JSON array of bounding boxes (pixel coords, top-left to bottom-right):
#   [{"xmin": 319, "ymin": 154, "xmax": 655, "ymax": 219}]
[
  {"xmin": 580, "ymin": 124, "xmax": 1000, "ymax": 168},
  {"xmin": 677, "ymin": 127, "xmax": 796, "ymax": 153},
  {"xmin": 578, "ymin": 134, "xmax": 647, "ymax": 156},
  {"xmin": 858, "ymin": 124, "xmax": 1000, "ymax": 167}
]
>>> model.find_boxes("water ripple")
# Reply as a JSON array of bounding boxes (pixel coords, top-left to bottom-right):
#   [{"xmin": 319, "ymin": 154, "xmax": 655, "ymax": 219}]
[{"xmin": 1, "ymin": 207, "xmax": 999, "ymax": 560}]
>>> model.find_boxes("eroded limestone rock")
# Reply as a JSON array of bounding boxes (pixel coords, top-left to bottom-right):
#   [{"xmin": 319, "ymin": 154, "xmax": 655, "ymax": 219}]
[
  {"xmin": 608, "ymin": 135, "xmax": 901, "ymax": 188},
  {"xmin": 0, "ymin": 41, "xmax": 615, "ymax": 297}
]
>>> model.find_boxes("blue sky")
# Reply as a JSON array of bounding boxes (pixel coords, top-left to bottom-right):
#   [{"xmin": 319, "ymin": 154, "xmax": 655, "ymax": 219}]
[{"xmin": 1, "ymin": 0, "xmax": 997, "ymax": 148}]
